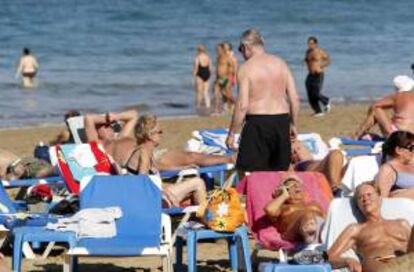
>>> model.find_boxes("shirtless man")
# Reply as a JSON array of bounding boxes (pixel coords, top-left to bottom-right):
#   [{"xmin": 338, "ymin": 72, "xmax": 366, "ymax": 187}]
[
  {"xmin": 328, "ymin": 182, "xmax": 412, "ymax": 272},
  {"xmin": 84, "ymin": 109, "xmax": 139, "ymax": 159},
  {"xmin": 304, "ymin": 36, "xmax": 331, "ymax": 116},
  {"xmin": 352, "ymin": 75, "xmax": 414, "ymax": 139},
  {"xmin": 226, "ymin": 29, "xmax": 300, "ymax": 176},
  {"xmin": 265, "ymin": 176, "xmax": 325, "ymax": 244},
  {"xmin": 214, "ymin": 43, "xmax": 235, "ymax": 114},
  {"xmin": 16, "ymin": 48, "xmax": 39, "ymax": 88}
]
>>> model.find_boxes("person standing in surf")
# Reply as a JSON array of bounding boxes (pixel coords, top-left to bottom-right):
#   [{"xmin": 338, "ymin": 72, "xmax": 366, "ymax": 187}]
[
  {"xmin": 16, "ymin": 48, "xmax": 39, "ymax": 88},
  {"xmin": 192, "ymin": 44, "xmax": 212, "ymax": 114},
  {"xmin": 304, "ymin": 36, "xmax": 331, "ymax": 117}
]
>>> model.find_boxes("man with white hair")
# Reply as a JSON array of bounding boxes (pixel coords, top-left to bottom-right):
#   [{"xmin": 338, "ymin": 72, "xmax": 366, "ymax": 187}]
[
  {"xmin": 351, "ymin": 75, "xmax": 414, "ymax": 139},
  {"xmin": 225, "ymin": 29, "xmax": 300, "ymax": 177}
]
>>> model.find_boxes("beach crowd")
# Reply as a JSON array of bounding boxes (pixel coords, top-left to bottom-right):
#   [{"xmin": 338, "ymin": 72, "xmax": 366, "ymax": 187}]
[{"xmin": 2, "ymin": 28, "xmax": 414, "ymax": 272}]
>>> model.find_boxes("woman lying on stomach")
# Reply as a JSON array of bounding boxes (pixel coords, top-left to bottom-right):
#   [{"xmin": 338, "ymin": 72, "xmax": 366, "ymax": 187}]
[{"xmin": 376, "ymin": 131, "xmax": 414, "ymax": 199}]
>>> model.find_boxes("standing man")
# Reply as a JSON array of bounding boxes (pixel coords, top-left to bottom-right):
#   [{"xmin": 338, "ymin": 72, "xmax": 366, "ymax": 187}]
[
  {"xmin": 214, "ymin": 43, "xmax": 235, "ymax": 115},
  {"xmin": 16, "ymin": 48, "xmax": 39, "ymax": 88},
  {"xmin": 304, "ymin": 36, "xmax": 331, "ymax": 117},
  {"xmin": 225, "ymin": 29, "xmax": 300, "ymax": 177}
]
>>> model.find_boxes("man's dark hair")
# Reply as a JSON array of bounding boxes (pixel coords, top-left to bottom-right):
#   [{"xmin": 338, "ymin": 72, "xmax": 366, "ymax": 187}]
[
  {"xmin": 23, "ymin": 48, "xmax": 30, "ymax": 55},
  {"xmin": 64, "ymin": 110, "xmax": 81, "ymax": 122},
  {"xmin": 308, "ymin": 36, "xmax": 318, "ymax": 44}
]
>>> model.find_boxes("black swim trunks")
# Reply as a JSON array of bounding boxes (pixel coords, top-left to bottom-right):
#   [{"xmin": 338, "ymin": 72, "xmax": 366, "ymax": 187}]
[{"xmin": 236, "ymin": 114, "xmax": 291, "ymax": 172}]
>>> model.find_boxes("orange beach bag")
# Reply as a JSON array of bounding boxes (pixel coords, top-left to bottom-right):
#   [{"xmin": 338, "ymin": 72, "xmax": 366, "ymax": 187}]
[{"xmin": 198, "ymin": 172, "xmax": 245, "ymax": 232}]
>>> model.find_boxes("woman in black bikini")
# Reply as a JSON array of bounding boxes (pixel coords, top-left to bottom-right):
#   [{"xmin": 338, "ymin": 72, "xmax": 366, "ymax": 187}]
[
  {"xmin": 121, "ymin": 115, "xmax": 207, "ymax": 207},
  {"xmin": 193, "ymin": 44, "xmax": 211, "ymax": 112}
]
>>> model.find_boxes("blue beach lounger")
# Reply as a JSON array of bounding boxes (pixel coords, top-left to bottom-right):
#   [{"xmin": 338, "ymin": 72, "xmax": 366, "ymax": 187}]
[{"xmin": 63, "ymin": 175, "xmax": 173, "ymax": 272}]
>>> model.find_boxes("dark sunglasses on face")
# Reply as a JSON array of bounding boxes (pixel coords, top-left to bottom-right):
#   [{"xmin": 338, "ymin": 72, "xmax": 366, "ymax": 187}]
[
  {"xmin": 405, "ymin": 145, "xmax": 414, "ymax": 152},
  {"xmin": 238, "ymin": 44, "xmax": 244, "ymax": 53}
]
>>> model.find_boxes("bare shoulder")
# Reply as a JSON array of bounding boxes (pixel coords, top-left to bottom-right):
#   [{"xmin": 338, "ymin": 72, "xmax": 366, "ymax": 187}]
[{"xmin": 345, "ymin": 222, "xmax": 363, "ymax": 236}]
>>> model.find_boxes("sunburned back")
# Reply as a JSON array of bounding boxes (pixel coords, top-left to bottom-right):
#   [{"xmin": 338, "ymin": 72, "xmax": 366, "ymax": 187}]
[
  {"xmin": 198, "ymin": 53, "xmax": 209, "ymax": 67},
  {"xmin": 245, "ymin": 54, "xmax": 290, "ymax": 115},
  {"xmin": 21, "ymin": 56, "xmax": 37, "ymax": 72},
  {"xmin": 356, "ymin": 219, "xmax": 410, "ymax": 259},
  {"xmin": 110, "ymin": 138, "xmax": 136, "ymax": 166},
  {"xmin": 393, "ymin": 92, "xmax": 414, "ymax": 132}
]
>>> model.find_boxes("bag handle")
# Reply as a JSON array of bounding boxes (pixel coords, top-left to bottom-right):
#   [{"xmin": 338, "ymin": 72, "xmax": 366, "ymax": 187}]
[{"xmin": 196, "ymin": 170, "xmax": 238, "ymax": 218}]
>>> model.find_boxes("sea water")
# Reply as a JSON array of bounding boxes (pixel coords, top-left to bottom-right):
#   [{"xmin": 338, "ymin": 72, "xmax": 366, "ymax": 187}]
[{"xmin": 0, "ymin": 0, "xmax": 413, "ymax": 127}]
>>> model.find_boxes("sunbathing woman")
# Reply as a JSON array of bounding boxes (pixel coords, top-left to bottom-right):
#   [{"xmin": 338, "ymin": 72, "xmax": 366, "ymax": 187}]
[
  {"xmin": 116, "ymin": 114, "xmax": 210, "ymax": 206},
  {"xmin": 265, "ymin": 175, "xmax": 325, "ymax": 244},
  {"xmin": 291, "ymin": 139, "xmax": 345, "ymax": 194},
  {"xmin": 85, "ymin": 110, "xmax": 236, "ymax": 172},
  {"xmin": 375, "ymin": 131, "xmax": 414, "ymax": 199}
]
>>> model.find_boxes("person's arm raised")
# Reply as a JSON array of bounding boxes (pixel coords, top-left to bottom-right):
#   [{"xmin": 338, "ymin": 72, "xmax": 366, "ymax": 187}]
[
  {"xmin": 226, "ymin": 65, "xmax": 249, "ymax": 150},
  {"xmin": 264, "ymin": 186, "xmax": 290, "ymax": 223},
  {"xmin": 328, "ymin": 224, "xmax": 362, "ymax": 272},
  {"xmin": 84, "ymin": 113, "xmax": 107, "ymax": 143},
  {"xmin": 112, "ymin": 110, "xmax": 138, "ymax": 139}
]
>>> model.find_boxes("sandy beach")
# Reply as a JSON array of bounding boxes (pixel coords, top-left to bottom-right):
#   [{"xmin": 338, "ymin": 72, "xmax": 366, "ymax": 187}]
[{"xmin": 0, "ymin": 103, "xmax": 370, "ymax": 271}]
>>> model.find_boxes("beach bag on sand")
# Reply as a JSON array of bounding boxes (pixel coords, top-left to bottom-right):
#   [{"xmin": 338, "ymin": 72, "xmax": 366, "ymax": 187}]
[{"xmin": 197, "ymin": 172, "xmax": 245, "ymax": 232}]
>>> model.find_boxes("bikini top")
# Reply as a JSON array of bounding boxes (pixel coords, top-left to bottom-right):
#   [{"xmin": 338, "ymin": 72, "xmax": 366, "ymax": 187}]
[
  {"xmin": 387, "ymin": 163, "xmax": 414, "ymax": 190},
  {"xmin": 122, "ymin": 147, "xmax": 158, "ymax": 175}
]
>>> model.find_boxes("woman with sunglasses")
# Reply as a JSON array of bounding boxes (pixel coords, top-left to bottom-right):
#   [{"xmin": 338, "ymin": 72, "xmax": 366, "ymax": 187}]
[
  {"xmin": 119, "ymin": 114, "xmax": 208, "ymax": 207},
  {"xmin": 375, "ymin": 131, "xmax": 414, "ymax": 199}
]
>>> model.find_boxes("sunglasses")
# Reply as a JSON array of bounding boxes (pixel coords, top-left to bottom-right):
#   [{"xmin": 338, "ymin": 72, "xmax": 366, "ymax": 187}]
[
  {"xmin": 238, "ymin": 44, "xmax": 245, "ymax": 53},
  {"xmin": 405, "ymin": 145, "xmax": 414, "ymax": 152}
]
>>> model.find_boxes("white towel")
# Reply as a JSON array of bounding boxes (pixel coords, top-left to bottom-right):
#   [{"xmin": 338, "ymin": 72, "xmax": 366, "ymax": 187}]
[
  {"xmin": 46, "ymin": 206, "xmax": 122, "ymax": 239},
  {"xmin": 341, "ymin": 155, "xmax": 380, "ymax": 196}
]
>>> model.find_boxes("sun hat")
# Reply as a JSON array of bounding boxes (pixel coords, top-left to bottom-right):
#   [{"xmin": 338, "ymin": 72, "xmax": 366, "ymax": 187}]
[{"xmin": 393, "ymin": 75, "xmax": 414, "ymax": 92}]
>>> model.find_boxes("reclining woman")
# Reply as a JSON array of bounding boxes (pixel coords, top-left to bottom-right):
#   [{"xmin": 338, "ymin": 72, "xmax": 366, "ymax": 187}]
[
  {"xmin": 264, "ymin": 175, "xmax": 325, "ymax": 245},
  {"xmin": 84, "ymin": 110, "xmax": 236, "ymax": 172},
  {"xmin": 376, "ymin": 130, "xmax": 414, "ymax": 199},
  {"xmin": 291, "ymin": 139, "xmax": 346, "ymax": 195},
  {"xmin": 118, "ymin": 114, "xmax": 207, "ymax": 206}
]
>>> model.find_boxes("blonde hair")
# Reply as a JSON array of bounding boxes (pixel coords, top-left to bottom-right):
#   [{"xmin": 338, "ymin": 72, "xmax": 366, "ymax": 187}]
[
  {"xmin": 134, "ymin": 114, "xmax": 158, "ymax": 144},
  {"xmin": 197, "ymin": 44, "xmax": 207, "ymax": 54}
]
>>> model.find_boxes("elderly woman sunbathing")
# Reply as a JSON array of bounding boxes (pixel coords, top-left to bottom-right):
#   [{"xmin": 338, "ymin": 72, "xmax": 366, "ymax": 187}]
[{"xmin": 264, "ymin": 176, "xmax": 325, "ymax": 244}]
